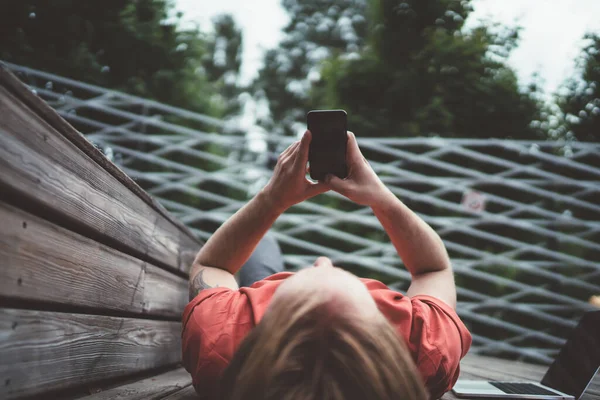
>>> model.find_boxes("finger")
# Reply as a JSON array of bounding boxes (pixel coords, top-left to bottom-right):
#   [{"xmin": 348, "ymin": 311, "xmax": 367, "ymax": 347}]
[
  {"xmin": 304, "ymin": 181, "xmax": 329, "ymax": 198},
  {"xmin": 295, "ymin": 130, "xmax": 311, "ymax": 165},
  {"xmin": 279, "ymin": 140, "xmax": 298, "ymax": 160},
  {"xmin": 287, "ymin": 141, "xmax": 301, "ymax": 161},
  {"xmin": 281, "ymin": 141, "xmax": 300, "ymax": 163},
  {"xmin": 324, "ymin": 174, "xmax": 349, "ymax": 195},
  {"xmin": 281, "ymin": 140, "xmax": 298, "ymax": 156}
]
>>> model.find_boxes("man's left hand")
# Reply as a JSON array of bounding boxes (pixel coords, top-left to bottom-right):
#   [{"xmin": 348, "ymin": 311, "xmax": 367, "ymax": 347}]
[{"xmin": 262, "ymin": 130, "xmax": 328, "ymax": 213}]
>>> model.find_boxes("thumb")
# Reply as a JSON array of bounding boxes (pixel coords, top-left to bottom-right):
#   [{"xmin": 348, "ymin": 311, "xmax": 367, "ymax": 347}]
[
  {"xmin": 325, "ymin": 174, "xmax": 348, "ymax": 194},
  {"xmin": 305, "ymin": 181, "xmax": 329, "ymax": 198}
]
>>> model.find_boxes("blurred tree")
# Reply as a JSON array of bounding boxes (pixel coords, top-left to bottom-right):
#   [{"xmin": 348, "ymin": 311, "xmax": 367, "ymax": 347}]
[
  {"xmin": 253, "ymin": 0, "xmax": 369, "ymax": 137},
  {"xmin": 558, "ymin": 33, "xmax": 600, "ymax": 142},
  {"xmin": 0, "ymin": 0, "xmax": 242, "ymax": 117},
  {"xmin": 256, "ymin": 0, "xmax": 546, "ymax": 139},
  {"xmin": 203, "ymin": 14, "xmax": 243, "ymax": 115}
]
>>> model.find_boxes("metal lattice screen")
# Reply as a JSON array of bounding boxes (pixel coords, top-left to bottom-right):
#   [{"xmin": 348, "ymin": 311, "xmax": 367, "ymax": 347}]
[{"xmin": 7, "ymin": 62, "xmax": 600, "ymax": 365}]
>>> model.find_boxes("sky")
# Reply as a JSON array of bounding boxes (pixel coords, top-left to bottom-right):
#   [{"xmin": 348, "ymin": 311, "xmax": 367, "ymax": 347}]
[{"xmin": 177, "ymin": 0, "xmax": 600, "ymax": 95}]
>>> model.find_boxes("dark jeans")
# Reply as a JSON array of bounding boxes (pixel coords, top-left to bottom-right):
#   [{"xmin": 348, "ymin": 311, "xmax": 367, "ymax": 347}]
[{"xmin": 238, "ymin": 234, "xmax": 286, "ymax": 287}]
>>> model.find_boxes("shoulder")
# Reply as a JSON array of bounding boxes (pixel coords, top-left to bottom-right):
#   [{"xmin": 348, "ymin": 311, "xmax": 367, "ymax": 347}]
[
  {"xmin": 361, "ymin": 280, "xmax": 471, "ymax": 359},
  {"xmin": 409, "ymin": 295, "xmax": 472, "ymax": 358},
  {"xmin": 182, "ymin": 288, "xmax": 253, "ymax": 392},
  {"xmin": 362, "ymin": 280, "xmax": 472, "ymax": 396},
  {"xmin": 407, "ymin": 295, "xmax": 473, "ymax": 398},
  {"xmin": 181, "ymin": 273, "xmax": 293, "ymax": 394},
  {"xmin": 183, "ymin": 287, "xmax": 241, "ymax": 333},
  {"xmin": 183, "ymin": 271, "xmax": 294, "ymax": 335}
]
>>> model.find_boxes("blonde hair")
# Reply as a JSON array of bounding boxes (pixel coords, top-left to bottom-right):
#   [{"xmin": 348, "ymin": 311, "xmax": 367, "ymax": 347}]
[{"xmin": 218, "ymin": 290, "xmax": 428, "ymax": 400}]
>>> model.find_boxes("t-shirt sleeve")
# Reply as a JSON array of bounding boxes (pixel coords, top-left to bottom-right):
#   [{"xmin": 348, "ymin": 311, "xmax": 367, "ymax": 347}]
[
  {"xmin": 409, "ymin": 295, "xmax": 472, "ymax": 399},
  {"xmin": 181, "ymin": 288, "xmax": 253, "ymax": 398}
]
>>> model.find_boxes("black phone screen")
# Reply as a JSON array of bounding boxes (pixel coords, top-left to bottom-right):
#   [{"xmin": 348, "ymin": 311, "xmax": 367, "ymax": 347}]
[
  {"xmin": 541, "ymin": 311, "xmax": 600, "ymax": 399},
  {"xmin": 307, "ymin": 110, "xmax": 348, "ymax": 181}
]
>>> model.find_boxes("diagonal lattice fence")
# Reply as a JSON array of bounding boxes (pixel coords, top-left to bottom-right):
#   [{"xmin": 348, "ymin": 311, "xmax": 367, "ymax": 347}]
[{"xmin": 7, "ymin": 62, "xmax": 600, "ymax": 365}]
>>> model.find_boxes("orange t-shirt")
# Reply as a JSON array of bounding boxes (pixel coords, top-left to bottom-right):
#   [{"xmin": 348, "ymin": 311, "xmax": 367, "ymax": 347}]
[{"xmin": 182, "ymin": 272, "xmax": 472, "ymax": 399}]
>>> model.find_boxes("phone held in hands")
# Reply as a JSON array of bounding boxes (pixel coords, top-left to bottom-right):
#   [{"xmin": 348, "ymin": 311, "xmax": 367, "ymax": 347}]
[{"xmin": 307, "ymin": 109, "xmax": 348, "ymax": 181}]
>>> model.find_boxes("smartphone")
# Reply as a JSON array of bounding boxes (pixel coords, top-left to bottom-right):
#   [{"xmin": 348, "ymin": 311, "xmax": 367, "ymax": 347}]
[{"xmin": 307, "ymin": 109, "xmax": 348, "ymax": 181}]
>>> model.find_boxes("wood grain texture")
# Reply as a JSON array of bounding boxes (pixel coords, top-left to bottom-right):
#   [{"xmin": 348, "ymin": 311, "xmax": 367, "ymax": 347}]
[
  {"xmin": 0, "ymin": 63, "xmax": 201, "ymax": 259},
  {"xmin": 79, "ymin": 354, "xmax": 600, "ymax": 400},
  {"xmin": 78, "ymin": 368, "xmax": 192, "ymax": 400},
  {"xmin": 0, "ymin": 308, "xmax": 181, "ymax": 399},
  {"xmin": 0, "ymin": 85, "xmax": 199, "ymax": 273},
  {"xmin": 144, "ymin": 266, "xmax": 189, "ymax": 317},
  {"xmin": 0, "ymin": 201, "xmax": 188, "ymax": 318},
  {"xmin": 441, "ymin": 353, "xmax": 600, "ymax": 400},
  {"xmin": 161, "ymin": 385, "xmax": 199, "ymax": 400}
]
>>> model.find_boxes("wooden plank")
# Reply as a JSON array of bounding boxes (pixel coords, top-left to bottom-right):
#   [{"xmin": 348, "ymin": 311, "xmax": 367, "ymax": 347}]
[
  {"xmin": 461, "ymin": 354, "xmax": 600, "ymax": 396},
  {"xmin": 0, "ymin": 63, "xmax": 200, "ymax": 261},
  {"xmin": 0, "ymin": 308, "xmax": 181, "ymax": 399},
  {"xmin": 161, "ymin": 386, "xmax": 199, "ymax": 400},
  {"xmin": 441, "ymin": 353, "xmax": 600, "ymax": 400},
  {"xmin": 79, "ymin": 368, "xmax": 192, "ymax": 400},
  {"xmin": 144, "ymin": 266, "xmax": 189, "ymax": 317},
  {"xmin": 461, "ymin": 353, "xmax": 546, "ymax": 381},
  {"xmin": 0, "ymin": 201, "xmax": 187, "ymax": 318},
  {"xmin": 0, "ymin": 85, "xmax": 199, "ymax": 273}
]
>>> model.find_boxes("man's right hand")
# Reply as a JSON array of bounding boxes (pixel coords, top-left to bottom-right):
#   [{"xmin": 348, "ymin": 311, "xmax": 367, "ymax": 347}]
[
  {"xmin": 325, "ymin": 132, "xmax": 394, "ymax": 208},
  {"xmin": 327, "ymin": 133, "xmax": 455, "ymax": 308}
]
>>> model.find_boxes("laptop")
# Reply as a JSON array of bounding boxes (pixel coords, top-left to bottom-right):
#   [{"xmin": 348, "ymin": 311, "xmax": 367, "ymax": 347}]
[{"xmin": 453, "ymin": 310, "xmax": 600, "ymax": 400}]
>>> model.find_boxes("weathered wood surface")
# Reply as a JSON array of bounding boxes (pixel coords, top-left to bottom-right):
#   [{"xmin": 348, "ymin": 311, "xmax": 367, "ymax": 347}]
[
  {"xmin": 0, "ymin": 62, "xmax": 199, "ymax": 264},
  {"xmin": 0, "ymin": 201, "xmax": 187, "ymax": 318},
  {"xmin": 442, "ymin": 353, "xmax": 600, "ymax": 400},
  {"xmin": 0, "ymin": 85, "xmax": 199, "ymax": 273},
  {"xmin": 0, "ymin": 308, "xmax": 181, "ymax": 399},
  {"xmin": 161, "ymin": 386, "xmax": 199, "ymax": 400},
  {"xmin": 79, "ymin": 368, "xmax": 192, "ymax": 400},
  {"xmin": 71, "ymin": 353, "xmax": 600, "ymax": 400}
]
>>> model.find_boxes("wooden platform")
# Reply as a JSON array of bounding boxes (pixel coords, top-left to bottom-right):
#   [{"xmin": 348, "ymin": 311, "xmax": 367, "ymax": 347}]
[
  {"xmin": 64, "ymin": 354, "xmax": 600, "ymax": 399},
  {"xmin": 0, "ymin": 63, "xmax": 200, "ymax": 399},
  {"xmin": 1, "ymin": 62, "xmax": 597, "ymax": 399},
  {"xmin": 444, "ymin": 354, "xmax": 600, "ymax": 400}
]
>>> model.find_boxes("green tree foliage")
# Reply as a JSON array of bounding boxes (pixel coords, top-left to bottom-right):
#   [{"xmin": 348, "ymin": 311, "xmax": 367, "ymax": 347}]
[
  {"xmin": 558, "ymin": 34, "xmax": 600, "ymax": 142},
  {"xmin": 0, "ymin": 0, "xmax": 242, "ymax": 117},
  {"xmin": 254, "ymin": 0, "xmax": 368, "ymax": 136},
  {"xmin": 255, "ymin": 0, "xmax": 545, "ymax": 139},
  {"xmin": 203, "ymin": 14, "xmax": 244, "ymax": 115}
]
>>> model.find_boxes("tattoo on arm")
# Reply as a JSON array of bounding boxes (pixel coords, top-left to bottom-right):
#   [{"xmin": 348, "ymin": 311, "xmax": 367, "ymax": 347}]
[{"xmin": 189, "ymin": 269, "xmax": 219, "ymax": 300}]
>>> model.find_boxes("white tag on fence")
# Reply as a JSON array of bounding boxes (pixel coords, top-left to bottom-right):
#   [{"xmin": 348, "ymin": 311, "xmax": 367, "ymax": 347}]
[{"xmin": 461, "ymin": 190, "xmax": 486, "ymax": 213}]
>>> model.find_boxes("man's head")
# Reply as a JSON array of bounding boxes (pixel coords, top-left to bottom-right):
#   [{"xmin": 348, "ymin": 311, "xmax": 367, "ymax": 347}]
[{"xmin": 219, "ymin": 257, "xmax": 428, "ymax": 400}]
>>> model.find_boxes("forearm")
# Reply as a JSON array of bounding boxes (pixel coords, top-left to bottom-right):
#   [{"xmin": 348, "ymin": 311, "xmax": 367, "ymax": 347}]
[
  {"xmin": 194, "ymin": 189, "xmax": 282, "ymax": 275},
  {"xmin": 372, "ymin": 190, "xmax": 450, "ymax": 276}
]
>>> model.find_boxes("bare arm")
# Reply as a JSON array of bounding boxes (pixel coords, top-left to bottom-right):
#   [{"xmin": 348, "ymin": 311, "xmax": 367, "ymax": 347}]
[
  {"xmin": 371, "ymin": 191, "xmax": 450, "ymax": 276},
  {"xmin": 189, "ymin": 131, "xmax": 327, "ymax": 299},
  {"xmin": 194, "ymin": 190, "xmax": 281, "ymax": 276},
  {"xmin": 326, "ymin": 132, "xmax": 456, "ymax": 308},
  {"xmin": 371, "ymin": 192, "xmax": 455, "ymax": 308},
  {"xmin": 188, "ymin": 190, "xmax": 285, "ymax": 300}
]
